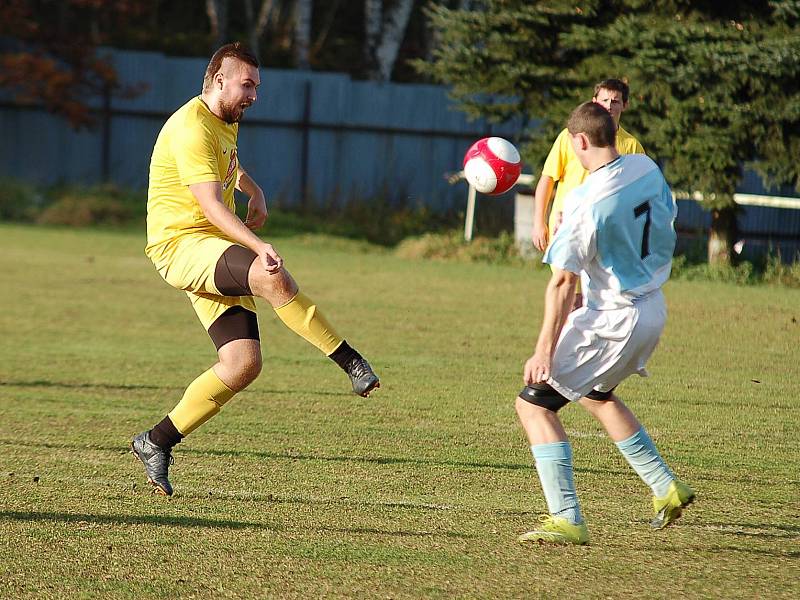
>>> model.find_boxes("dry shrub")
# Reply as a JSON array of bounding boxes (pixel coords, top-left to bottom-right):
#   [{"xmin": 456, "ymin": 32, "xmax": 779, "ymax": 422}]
[
  {"xmin": 37, "ymin": 194, "xmax": 132, "ymax": 226},
  {"xmin": 395, "ymin": 230, "xmax": 543, "ymax": 266}
]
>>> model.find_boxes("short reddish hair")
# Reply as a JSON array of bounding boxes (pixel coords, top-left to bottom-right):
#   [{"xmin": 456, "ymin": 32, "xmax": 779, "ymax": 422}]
[
  {"xmin": 202, "ymin": 42, "xmax": 259, "ymax": 92},
  {"xmin": 567, "ymin": 102, "xmax": 616, "ymax": 148}
]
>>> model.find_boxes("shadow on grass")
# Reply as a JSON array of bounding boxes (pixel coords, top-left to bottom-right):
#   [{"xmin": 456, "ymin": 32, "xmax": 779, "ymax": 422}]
[
  {"xmin": 703, "ymin": 545, "xmax": 798, "ymax": 558},
  {"xmin": 0, "ymin": 510, "xmax": 473, "ymax": 540},
  {"xmin": 700, "ymin": 521, "xmax": 800, "ymax": 538},
  {"xmin": 195, "ymin": 445, "xmax": 537, "ymax": 473},
  {"xmin": 636, "ymin": 538, "xmax": 799, "ymax": 559},
  {"xmin": 0, "ymin": 510, "xmax": 278, "ymax": 531},
  {"xmin": 0, "ymin": 437, "xmax": 629, "ymax": 478},
  {"xmin": 0, "ymin": 379, "xmax": 348, "ymax": 398},
  {"xmin": 0, "ymin": 379, "xmax": 178, "ymax": 392},
  {"xmin": 680, "ymin": 397, "xmax": 799, "ymax": 411},
  {"xmin": 179, "ymin": 488, "xmax": 468, "ymax": 515}
]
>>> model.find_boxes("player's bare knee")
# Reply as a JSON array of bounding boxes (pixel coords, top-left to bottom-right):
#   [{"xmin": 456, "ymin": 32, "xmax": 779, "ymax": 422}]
[
  {"xmin": 212, "ymin": 312, "xmax": 262, "ymax": 390},
  {"xmin": 579, "ymin": 389, "xmax": 618, "ymax": 410},
  {"xmin": 237, "ymin": 353, "xmax": 262, "ymax": 385},
  {"xmin": 580, "ymin": 394, "xmax": 623, "ymax": 426},
  {"xmin": 218, "ymin": 351, "xmax": 261, "ymax": 390},
  {"xmin": 249, "ymin": 262, "xmax": 298, "ymax": 305},
  {"xmin": 515, "ymin": 396, "xmax": 544, "ymax": 420}
]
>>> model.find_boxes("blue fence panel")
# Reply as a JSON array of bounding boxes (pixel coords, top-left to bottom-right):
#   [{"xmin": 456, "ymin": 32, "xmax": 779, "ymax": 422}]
[
  {"xmin": 1, "ymin": 47, "xmax": 798, "ymax": 259},
  {"xmin": 675, "ymin": 199, "xmax": 800, "ymax": 261},
  {"xmin": 0, "ymin": 49, "xmax": 516, "ymax": 212},
  {"xmin": 0, "ymin": 108, "xmax": 103, "ymax": 183}
]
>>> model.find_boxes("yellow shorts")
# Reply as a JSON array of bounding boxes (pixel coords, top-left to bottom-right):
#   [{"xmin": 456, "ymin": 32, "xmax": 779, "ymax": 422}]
[
  {"xmin": 548, "ymin": 194, "xmax": 565, "ymax": 239},
  {"xmin": 147, "ymin": 233, "xmax": 257, "ymax": 331},
  {"xmin": 546, "ymin": 196, "xmax": 582, "ymax": 295}
]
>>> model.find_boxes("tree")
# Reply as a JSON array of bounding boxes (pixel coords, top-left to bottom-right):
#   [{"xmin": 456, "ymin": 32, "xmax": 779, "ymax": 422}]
[
  {"xmin": 206, "ymin": 1, "xmax": 334, "ymax": 73},
  {"xmin": 0, "ymin": 0, "xmax": 147, "ymax": 128},
  {"xmin": 417, "ymin": 0, "xmax": 800, "ymax": 264},
  {"xmin": 211, "ymin": 0, "xmax": 279, "ymax": 60},
  {"xmin": 416, "ymin": 1, "xmax": 595, "ymax": 163},
  {"xmin": 568, "ymin": 2, "xmax": 800, "ymax": 264},
  {"xmin": 294, "ymin": 0, "xmax": 313, "ymax": 69},
  {"xmin": 206, "ymin": 0, "xmax": 231, "ymax": 50},
  {"xmin": 243, "ymin": 0, "xmax": 275, "ymax": 59},
  {"xmin": 364, "ymin": 0, "xmax": 416, "ymax": 81}
]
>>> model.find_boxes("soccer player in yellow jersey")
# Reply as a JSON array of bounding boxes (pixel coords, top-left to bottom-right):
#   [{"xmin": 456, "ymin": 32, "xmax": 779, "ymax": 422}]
[
  {"xmin": 532, "ymin": 79, "xmax": 645, "ymax": 308},
  {"xmin": 131, "ymin": 43, "xmax": 379, "ymax": 496}
]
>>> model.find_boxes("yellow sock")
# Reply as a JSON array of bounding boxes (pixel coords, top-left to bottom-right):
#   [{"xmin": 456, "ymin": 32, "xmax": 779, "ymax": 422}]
[
  {"xmin": 273, "ymin": 291, "xmax": 343, "ymax": 355},
  {"xmin": 168, "ymin": 368, "xmax": 236, "ymax": 435}
]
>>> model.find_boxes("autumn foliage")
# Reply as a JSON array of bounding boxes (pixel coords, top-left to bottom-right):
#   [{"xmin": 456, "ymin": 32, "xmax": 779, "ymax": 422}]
[{"xmin": 0, "ymin": 0, "xmax": 148, "ymax": 128}]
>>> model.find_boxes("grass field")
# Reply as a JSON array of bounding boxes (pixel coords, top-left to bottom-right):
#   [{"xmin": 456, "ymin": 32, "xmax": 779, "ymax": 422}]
[{"xmin": 1, "ymin": 223, "xmax": 798, "ymax": 599}]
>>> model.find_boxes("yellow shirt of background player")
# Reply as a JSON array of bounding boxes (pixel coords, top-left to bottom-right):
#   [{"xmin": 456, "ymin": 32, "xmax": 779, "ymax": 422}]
[
  {"xmin": 542, "ymin": 126, "xmax": 645, "ymax": 234},
  {"xmin": 146, "ymin": 96, "xmax": 240, "ymax": 259}
]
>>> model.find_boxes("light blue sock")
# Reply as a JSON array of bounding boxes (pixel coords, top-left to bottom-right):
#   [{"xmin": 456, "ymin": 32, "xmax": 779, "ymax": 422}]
[
  {"xmin": 615, "ymin": 427, "xmax": 675, "ymax": 497},
  {"xmin": 531, "ymin": 441, "xmax": 583, "ymax": 525}
]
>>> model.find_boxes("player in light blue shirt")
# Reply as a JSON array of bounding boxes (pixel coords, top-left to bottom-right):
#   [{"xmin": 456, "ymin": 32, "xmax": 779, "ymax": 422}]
[
  {"xmin": 546, "ymin": 151, "xmax": 677, "ymax": 310},
  {"xmin": 514, "ymin": 102, "xmax": 694, "ymax": 546}
]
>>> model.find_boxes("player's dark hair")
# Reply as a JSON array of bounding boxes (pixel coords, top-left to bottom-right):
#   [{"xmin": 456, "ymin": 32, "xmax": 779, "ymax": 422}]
[
  {"xmin": 567, "ymin": 102, "xmax": 616, "ymax": 148},
  {"xmin": 202, "ymin": 42, "xmax": 259, "ymax": 93},
  {"xmin": 593, "ymin": 78, "xmax": 630, "ymax": 104}
]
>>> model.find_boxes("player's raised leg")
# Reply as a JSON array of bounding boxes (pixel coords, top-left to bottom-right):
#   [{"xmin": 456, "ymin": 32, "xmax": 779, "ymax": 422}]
[
  {"xmin": 514, "ymin": 387, "xmax": 589, "ymax": 545},
  {"xmin": 245, "ymin": 251, "xmax": 379, "ymax": 397},
  {"xmin": 579, "ymin": 393, "xmax": 695, "ymax": 528}
]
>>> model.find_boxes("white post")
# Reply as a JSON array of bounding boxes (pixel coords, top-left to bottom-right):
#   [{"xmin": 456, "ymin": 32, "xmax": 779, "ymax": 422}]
[
  {"xmin": 464, "ymin": 184, "xmax": 477, "ymax": 242},
  {"xmin": 514, "ymin": 191, "xmax": 536, "ymax": 257}
]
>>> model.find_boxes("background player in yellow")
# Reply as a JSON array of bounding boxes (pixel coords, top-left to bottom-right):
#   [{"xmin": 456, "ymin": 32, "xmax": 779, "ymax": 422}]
[
  {"xmin": 131, "ymin": 43, "xmax": 379, "ymax": 496},
  {"xmin": 532, "ymin": 79, "xmax": 645, "ymax": 307}
]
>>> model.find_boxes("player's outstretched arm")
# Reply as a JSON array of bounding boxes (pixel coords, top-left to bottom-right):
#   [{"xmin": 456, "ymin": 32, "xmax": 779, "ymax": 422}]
[
  {"xmin": 189, "ymin": 181, "xmax": 282, "ymax": 273},
  {"xmin": 523, "ymin": 268, "xmax": 577, "ymax": 384},
  {"xmin": 236, "ymin": 165, "xmax": 268, "ymax": 230},
  {"xmin": 532, "ymin": 175, "xmax": 555, "ymax": 251}
]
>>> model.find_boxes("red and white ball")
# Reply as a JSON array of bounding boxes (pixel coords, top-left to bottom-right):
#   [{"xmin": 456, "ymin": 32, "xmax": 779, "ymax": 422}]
[{"xmin": 462, "ymin": 137, "xmax": 522, "ymax": 195}]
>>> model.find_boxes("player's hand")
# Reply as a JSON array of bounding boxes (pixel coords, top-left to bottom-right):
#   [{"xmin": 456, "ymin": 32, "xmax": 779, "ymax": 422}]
[
  {"xmin": 532, "ymin": 222, "xmax": 549, "ymax": 252},
  {"xmin": 524, "ymin": 352, "xmax": 551, "ymax": 385},
  {"xmin": 245, "ymin": 191, "xmax": 268, "ymax": 230},
  {"xmin": 257, "ymin": 242, "xmax": 283, "ymax": 273}
]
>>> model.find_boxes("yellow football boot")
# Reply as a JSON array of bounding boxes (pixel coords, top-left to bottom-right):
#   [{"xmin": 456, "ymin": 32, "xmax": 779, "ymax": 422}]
[
  {"xmin": 518, "ymin": 515, "xmax": 589, "ymax": 545},
  {"xmin": 651, "ymin": 479, "xmax": 695, "ymax": 529}
]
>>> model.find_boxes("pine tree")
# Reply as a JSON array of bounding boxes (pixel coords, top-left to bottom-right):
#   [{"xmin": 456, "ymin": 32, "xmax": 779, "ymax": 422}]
[{"xmin": 418, "ymin": 0, "xmax": 800, "ymax": 264}]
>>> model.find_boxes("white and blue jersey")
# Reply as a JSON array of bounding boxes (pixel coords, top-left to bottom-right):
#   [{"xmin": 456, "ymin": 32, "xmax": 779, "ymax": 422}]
[{"xmin": 544, "ymin": 154, "xmax": 677, "ymax": 310}]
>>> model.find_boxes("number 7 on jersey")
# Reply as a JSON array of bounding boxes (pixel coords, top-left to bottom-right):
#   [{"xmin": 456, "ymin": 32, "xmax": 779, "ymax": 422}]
[{"xmin": 634, "ymin": 201, "xmax": 651, "ymax": 259}]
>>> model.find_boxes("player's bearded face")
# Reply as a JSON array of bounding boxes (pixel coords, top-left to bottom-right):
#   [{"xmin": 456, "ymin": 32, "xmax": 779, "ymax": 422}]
[
  {"xmin": 216, "ymin": 61, "xmax": 259, "ymax": 123},
  {"xmin": 218, "ymin": 97, "xmax": 250, "ymax": 123}
]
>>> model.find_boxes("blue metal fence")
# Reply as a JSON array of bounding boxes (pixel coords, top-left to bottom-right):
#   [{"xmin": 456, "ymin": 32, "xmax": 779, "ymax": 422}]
[
  {"xmin": 675, "ymin": 199, "xmax": 800, "ymax": 262},
  {"xmin": 0, "ymin": 48, "xmax": 515, "ymax": 212},
  {"xmin": 1, "ymin": 48, "xmax": 798, "ymax": 258}
]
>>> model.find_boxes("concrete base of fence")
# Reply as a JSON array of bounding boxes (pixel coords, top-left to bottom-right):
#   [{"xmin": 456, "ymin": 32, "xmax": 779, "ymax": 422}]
[{"xmin": 514, "ymin": 192, "xmax": 539, "ymax": 258}]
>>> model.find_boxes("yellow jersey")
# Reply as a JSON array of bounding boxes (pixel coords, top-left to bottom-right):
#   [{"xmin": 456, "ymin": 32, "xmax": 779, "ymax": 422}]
[
  {"xmin": 145, "ymin": 96, "xmax": 240, "ymax": 259},
  {"xmin": 542, "ymin": 125, "xmax": 645, "ymax": 229}
]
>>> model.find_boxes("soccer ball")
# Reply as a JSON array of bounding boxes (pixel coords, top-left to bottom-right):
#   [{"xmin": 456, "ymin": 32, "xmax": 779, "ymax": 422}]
[{"xmin": 462, "ymin": 137, "xmax": 522, "ymax": 195}]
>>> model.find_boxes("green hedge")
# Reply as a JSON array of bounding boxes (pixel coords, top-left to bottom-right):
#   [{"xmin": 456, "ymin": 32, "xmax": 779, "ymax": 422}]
[{"xmin": 1, "ymin": 177, "xmax": 797, "ymax": 286}]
